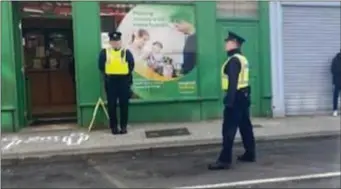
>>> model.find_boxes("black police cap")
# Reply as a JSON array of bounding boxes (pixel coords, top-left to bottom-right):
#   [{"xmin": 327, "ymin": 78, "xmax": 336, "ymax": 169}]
[
  {"xmin": 224, "ymin": 31, "xmax": 245, "ymax": 44},
  {"xmin": 108, "ymin": 31, "xmax": 122, "ymax": 41}
]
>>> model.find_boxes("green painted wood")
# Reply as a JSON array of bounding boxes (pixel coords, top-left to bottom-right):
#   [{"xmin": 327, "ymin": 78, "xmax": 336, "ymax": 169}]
[
  {"xmin": 1, "ymin": 1, "xmax": 19, "ymax": 132},
  {"xmin": 83, "ymin": 102, "xmax": 202, "ymax": 129},
  {"xmin": 2, "ymin": 2, "xmax": 272, "ymax": 132},
  {"xmin": 214, "ymin": 2, "xmax": 272, "ymax": 117},
  {"xmin": 216, "ymin": 21, "xmax": 261, "ymax": 116},
  {"xmin": 72, "ymin": 2, "xmax": 102, "ymax": 127},
  {"xmin": 195, "ymin": 2, "xmax": 222, "ymax": 120},
  {"xmin": 74, "ymin": 2, "xmax": 271, "ymax": 126},
  {"xmin": 258, "ymin": 2, "xmax": 272, "ymax": 117},
  {"xmin": 12, "ymin": 2, "xmax": 28, "ymax": 129},
  {"xmin": 1, "ymin": 111, "xmax": 15, "ymax": 132}
]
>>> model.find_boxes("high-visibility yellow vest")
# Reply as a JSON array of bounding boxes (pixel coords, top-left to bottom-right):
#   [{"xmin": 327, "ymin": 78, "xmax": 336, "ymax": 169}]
[
  {"xmin": 221, "ymin": 54, "xmax": 249, "ymax": 90},
  {"xmin": 105, "ymin": 48, "xmax": 129, "ymax": 75}
]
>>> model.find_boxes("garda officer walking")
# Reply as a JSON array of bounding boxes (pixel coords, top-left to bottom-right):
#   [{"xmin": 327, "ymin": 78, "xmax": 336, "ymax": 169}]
[
  {"xmin": 98, "ymin": 31, "xmax": 135, "ymax": 135},
  {"xmin": 208, "ymin": 31, "xmax": 256, "ymax": 170}
]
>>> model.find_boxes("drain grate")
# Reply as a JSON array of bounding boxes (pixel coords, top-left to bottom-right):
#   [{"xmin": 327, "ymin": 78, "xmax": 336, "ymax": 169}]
[
  {"xmin": 145, "ymin": 127, "xmax": 190, "ymax": 138},
  {"xmin": 253, "ymin": 124, "xmax": 263, "ymax": 128}
]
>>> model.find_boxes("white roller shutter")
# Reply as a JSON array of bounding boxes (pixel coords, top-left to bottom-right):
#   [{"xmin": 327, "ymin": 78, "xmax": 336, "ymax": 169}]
[{"xmin": 282, "ymin": 5, "xmax": 341, "ymax": 115}]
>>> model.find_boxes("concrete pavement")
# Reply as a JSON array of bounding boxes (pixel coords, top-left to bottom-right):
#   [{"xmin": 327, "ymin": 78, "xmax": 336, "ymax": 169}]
[
  {"xmin": 1, "ymin": 116, "xmax": 340, "ymax": 160},
  {"xmin": 2, "ymin": 136, "xmax": 340, "ymax": 188}
]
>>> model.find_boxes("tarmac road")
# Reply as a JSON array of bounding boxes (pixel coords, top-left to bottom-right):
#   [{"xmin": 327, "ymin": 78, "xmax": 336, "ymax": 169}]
[
  {"xmin": 234, "ymin": 177, "xmax": 341, "ymax": 188},
  {"xmin": 2, "ymin": 136, "xmax": 340, "ymax": 188}
]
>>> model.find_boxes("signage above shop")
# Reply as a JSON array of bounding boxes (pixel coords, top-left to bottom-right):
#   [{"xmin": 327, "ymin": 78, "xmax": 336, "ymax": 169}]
[
  {"xmin": 20, "ymin": 2, "xmax": 138, "ymax": 17},
  {"xmin": 100, "ymin": 3, "xmax": 135, "ymax": 16},
  {"xmin": 19, "ymin": 1, "xmax": 72, "ymax": 18}
]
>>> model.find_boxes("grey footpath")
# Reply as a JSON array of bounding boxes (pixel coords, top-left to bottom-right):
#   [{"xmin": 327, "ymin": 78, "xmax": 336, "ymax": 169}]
[{"xmin": 1, "ymin": 116, "xmax": 340, "ymax": 160}]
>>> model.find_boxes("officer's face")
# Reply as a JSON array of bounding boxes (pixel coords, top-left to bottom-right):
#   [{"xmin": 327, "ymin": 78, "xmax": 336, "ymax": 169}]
[
  {"xmin": 110, "ymin": 40, "xmax": 121, "ymax": 49},
  {"xmin": 225, "ymin": 40, "xmax": 238, "ymax": 51}
]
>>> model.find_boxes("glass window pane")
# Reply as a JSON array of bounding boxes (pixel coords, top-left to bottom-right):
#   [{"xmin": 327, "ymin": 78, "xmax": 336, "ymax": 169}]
[
  {"xmin": 234, "ymin": 1, "xmax": 258, "ymax": 18},
  {"xmin": 216, "ymin": 1, "xmax": 258, "ymax": 18},
  {"xmin": 99, "ymin": 3, "xmax": 136, "ymax": 33},
  {"xmin": 19, "ymin": 1, "xmax": 72, "ymax": 18},
  {"xmin": 216, "ymin": 1, "xmax": 235, "ymax": 18}
]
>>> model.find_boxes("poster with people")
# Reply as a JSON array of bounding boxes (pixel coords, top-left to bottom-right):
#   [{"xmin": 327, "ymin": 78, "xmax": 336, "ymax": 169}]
[{"xmin": 101, "ymin": 3, "xmax": 198, "ymax": 100}]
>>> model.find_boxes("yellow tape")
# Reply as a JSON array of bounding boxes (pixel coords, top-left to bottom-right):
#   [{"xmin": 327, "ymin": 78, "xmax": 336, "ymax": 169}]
[{"xmin": 88, "ymin": 97, "xmax": 109, "ymax": 132}]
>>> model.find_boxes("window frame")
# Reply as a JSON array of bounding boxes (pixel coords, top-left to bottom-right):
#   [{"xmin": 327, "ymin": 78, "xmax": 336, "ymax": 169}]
[{"xmin": 216, "ymin": 1, "xmax": 259, "ymax": 20}]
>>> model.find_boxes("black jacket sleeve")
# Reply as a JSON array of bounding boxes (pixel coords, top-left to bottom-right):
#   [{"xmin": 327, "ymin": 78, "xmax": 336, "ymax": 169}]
[
  {"xmin": 331, "ymin": 55, "xmax": 336, "ymax": 75},
  {"xmin": 98, "ymin": 49, "xmax": 106, "ymax": 74},
  {"xmin": 125, "ymin": 49, "xmax": 135, "ymax": 74},
  {"xmin": 331, "ymin": 53, "xmax": 341, "ymax": 75},
  {"xmin": 125, "ymin": 49, "xmax": 135, "ymax": 85},
  {"xmin": 224, "ymin": 57, "xmax": 241, "ymax": 107}
]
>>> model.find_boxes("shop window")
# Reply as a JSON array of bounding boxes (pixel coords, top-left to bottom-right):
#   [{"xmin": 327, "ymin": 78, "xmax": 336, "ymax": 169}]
[
  {"xmin": 216, "ymin": 1, "xmax": 258, "ymax": 19},
  {"xmin": 19, "ymin": 1, "xmax": 72, "ymax": 18},
  {"xmin": 99, "ymin": 2, "xmax": 199, "ymax": 101}
]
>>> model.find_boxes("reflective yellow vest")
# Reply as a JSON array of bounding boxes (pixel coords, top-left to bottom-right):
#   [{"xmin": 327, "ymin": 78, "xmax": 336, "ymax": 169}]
[
  {"xmin": 105, "ymin": 48, "xmax": 129, "ymax": 75},
  {"xmin": 221, "ymin": 54, "xmax": 249, "ymax": 90}
]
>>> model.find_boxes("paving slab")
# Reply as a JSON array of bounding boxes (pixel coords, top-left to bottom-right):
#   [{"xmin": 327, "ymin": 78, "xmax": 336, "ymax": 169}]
[{"xmin": 1, "ymin": 116, "xmax": 340, "ymax": 160}]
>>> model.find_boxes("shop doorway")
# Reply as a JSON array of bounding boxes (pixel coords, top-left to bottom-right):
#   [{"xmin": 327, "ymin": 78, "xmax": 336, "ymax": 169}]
[{"xmin": 18, "ymin": 2, "xmax": 77, "ymax": 126}]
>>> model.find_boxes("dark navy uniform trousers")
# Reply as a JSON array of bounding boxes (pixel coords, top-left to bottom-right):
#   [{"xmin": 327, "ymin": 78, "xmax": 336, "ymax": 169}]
[
  {"xmin": 104, "ymin": 75, "xmax": 130, "ymax": 130},
  {"xmin": 219, "ymin": 87, "xmax": 255, "ymax": 163}
]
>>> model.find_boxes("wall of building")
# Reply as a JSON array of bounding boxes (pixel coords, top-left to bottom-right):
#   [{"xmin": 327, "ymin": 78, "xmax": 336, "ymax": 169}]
[
  {"xmin": 1, "ymin": 1, "xmax": 272, "ymax": 132},
  {"xmin": 216, "ymin": 1, "xmax": 272, "ymax": 118},
  {"xmin": 73, "ymin": 1, "xmax": 272, "ymax": 128},
  {"xmin": 270, "ymin": 1, "xmax": 341, "ymax": 117},
  {"xmin": 72, "ymin": 2, "xmax": 222, "ymax": 128}
]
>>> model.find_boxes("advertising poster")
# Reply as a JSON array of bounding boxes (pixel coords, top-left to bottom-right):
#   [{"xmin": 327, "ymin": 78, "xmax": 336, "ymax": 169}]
[{"xmin": 101, "ymin": 4, "xmax": 198, "ymax": 100}]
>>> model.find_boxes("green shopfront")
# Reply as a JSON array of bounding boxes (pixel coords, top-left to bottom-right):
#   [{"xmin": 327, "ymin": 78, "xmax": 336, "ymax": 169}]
[{"xmin": 1, "ymin": 1, "xmax": 272, "ymax": 132}]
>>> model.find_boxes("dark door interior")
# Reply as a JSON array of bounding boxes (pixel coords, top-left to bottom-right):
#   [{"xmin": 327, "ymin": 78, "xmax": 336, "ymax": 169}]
[{"xmin": 22, "ymin": 18, "xmax": 76, "ymax": 123}]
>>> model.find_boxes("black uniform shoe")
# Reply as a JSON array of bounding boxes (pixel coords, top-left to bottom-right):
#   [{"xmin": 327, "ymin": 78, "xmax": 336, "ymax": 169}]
[
  {"xmin": 237, "ymin": 154, "xmax": 255, "ymax": 162},
  {"xmin": 120, "ymin": 128, "xmax": 127, "ymax": 134},
  {"xmin": 111, "ymin": 128, "xmax": 120, "ymax": 135},
  {"xmin": 208, "ymin": 161, "xmax": 231, "ymax": 170}
]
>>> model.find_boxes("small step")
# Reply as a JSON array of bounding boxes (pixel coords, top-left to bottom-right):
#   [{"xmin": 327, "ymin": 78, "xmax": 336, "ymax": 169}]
[
  {"xmin": 31, "ymin": 117, "xmax": 77, "ymax": 126},
  {"xmin": 33, "ymin": 112, "xmax": 76, "ymax": 118}
]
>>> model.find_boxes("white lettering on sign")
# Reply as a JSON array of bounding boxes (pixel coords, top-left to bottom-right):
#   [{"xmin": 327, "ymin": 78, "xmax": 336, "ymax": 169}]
[{"xmin": 1, "ymin": 132, "xmax": 90, "ymax": 151}]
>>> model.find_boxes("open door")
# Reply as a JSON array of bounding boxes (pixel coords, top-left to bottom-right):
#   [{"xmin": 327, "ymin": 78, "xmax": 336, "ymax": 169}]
[
  {"xmin": 12, "ymin": 2, "xmax": 77, "ymax": 129},
  {"xmin": 12, "ymin": 2, "xmax": 32, "ymax": 128},
  {"xmin": 216, "ymin": 21, "xmax": 261, "ymax": 116},
  {"xmin": 19, "ymin": 2, "xmax": 77, "ymax": 127}
]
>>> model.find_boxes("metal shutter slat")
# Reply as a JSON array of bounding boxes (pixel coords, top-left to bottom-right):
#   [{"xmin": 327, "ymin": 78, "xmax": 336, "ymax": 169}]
[{"xmin": 282, "ymin": 5, "xmax": 341, "ymax": 116}]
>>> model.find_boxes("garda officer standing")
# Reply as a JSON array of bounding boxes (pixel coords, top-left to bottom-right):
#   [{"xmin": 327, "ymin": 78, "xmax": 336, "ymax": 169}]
[
  {"xmin": 98, "ymin": 31, "xmax": 135, "ymax": 135},
  {"xmin": 208, "ymin": 31, "xmax": 256, "ymax": 170}
]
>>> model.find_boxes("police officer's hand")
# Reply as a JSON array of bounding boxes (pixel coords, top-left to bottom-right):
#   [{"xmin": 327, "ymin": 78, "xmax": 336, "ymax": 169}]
[
  {"xmin": 225, "ymin": 103, "xmax": 234, "ymax": 109},
  {"xmin": 128, "ymin": 74, "xmax": 133, "ymax": 85},
  {"xmin": 223, "ymin": 96, "xmax": 233, "ymax": 108},
  {"xmin": 129, "ymin": 88, "xmax": 133, "ymax": 99},
  {"xmin": 103, "ymin": 74, "xmax": 108, "ymax": 81}
]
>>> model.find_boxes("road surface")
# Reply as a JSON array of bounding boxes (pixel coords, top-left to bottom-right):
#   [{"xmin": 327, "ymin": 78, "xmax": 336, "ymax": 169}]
[{"xmin": 2, "ymin": 136, "xmax": 340, "ymax": 188}]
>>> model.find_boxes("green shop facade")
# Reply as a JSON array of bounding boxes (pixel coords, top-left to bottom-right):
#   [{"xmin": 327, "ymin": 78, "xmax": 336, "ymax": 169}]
[{"xmin": 1, "ymin": 1, "xmax": 272, "ymax": 132}]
